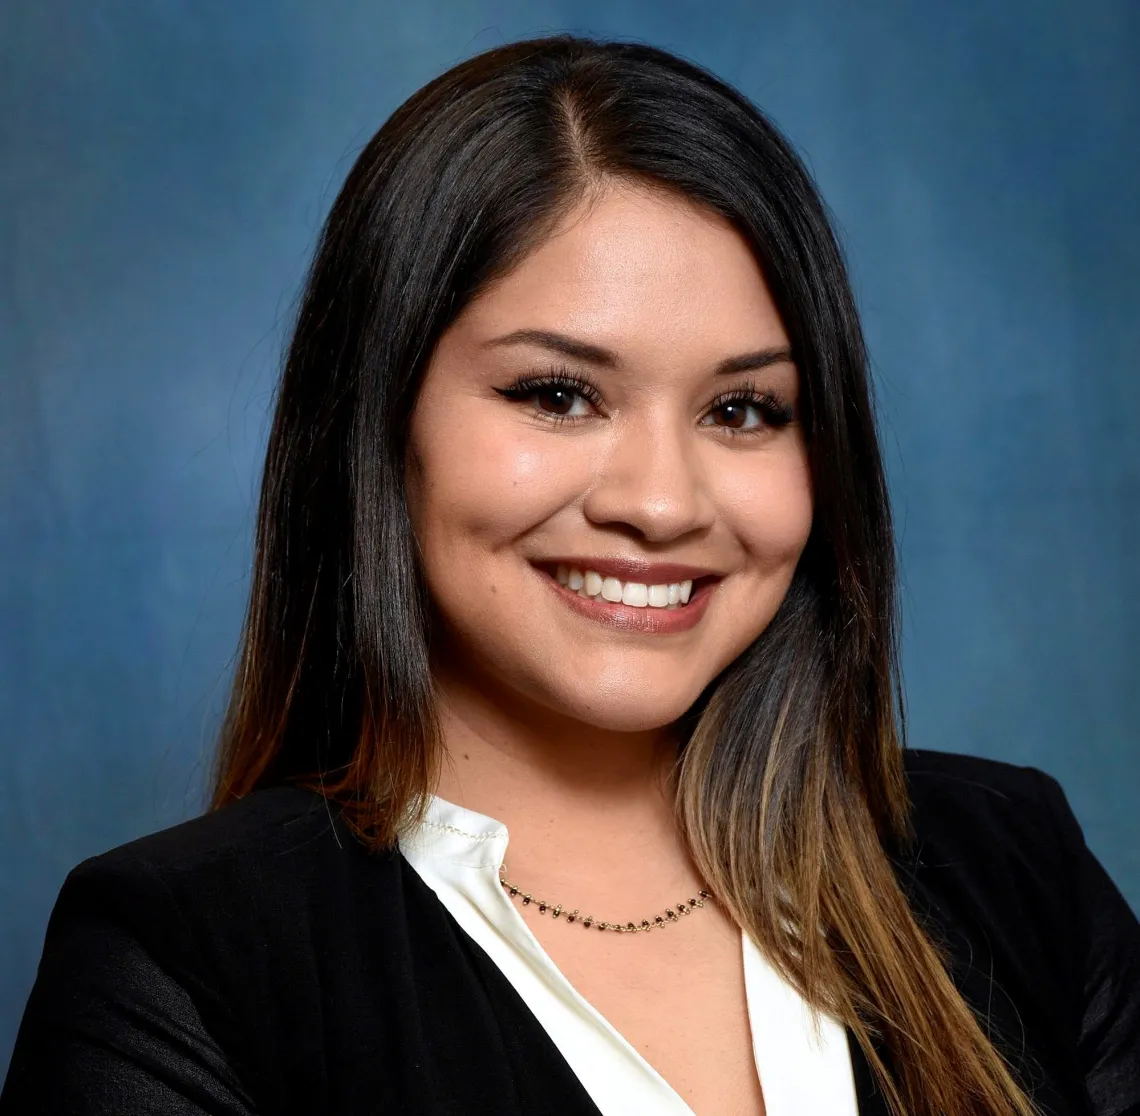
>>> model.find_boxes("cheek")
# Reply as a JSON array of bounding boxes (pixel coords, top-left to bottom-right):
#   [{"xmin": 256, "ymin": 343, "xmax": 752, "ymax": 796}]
[
  {"xmin": 407, "ymin": 407, "xmax": 586, "ymax": 565},
  {"xmin": 721, "ymin": 449, "xmax": 814, "ymax": 569}
]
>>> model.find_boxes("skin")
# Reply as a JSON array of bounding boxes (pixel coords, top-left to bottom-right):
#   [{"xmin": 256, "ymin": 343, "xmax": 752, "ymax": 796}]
[{"xmin": 405, "ymin": 180, "xmax": 813, "ymax": 1115}]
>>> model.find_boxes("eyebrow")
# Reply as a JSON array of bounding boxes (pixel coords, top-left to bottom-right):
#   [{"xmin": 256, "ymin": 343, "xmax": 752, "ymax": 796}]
[{"xmin": 483, "ymin": 328, "xmax": 794, "ymax": 376}]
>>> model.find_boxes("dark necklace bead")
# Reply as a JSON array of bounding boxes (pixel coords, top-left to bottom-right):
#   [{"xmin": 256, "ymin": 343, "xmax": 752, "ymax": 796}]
[{"xmin": 497, "ymin": 865, "xmax": 711, "ymax": 934}]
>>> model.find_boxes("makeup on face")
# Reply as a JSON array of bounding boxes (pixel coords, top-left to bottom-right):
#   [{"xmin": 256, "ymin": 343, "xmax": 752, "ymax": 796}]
[{"xmin": 406, "ymin": 182, "xmax": 813, "ymax": 731}]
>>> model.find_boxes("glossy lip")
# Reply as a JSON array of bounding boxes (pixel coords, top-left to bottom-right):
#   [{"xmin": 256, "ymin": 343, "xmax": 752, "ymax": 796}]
[{"xmin": 533, "ymin": 563, "xmax": 720, "ymax": 634}]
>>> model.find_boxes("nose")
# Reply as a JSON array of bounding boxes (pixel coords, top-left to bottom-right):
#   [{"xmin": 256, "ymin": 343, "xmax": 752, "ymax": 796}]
[{"xmin": 581, "ymin": 409, "xmax": 717, "ymax": 543}]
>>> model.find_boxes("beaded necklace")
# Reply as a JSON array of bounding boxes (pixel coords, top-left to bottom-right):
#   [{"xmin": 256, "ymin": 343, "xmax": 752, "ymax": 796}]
[{"xmin": 499, "ymin": 864, "xmax": 711, "ymax": 934}]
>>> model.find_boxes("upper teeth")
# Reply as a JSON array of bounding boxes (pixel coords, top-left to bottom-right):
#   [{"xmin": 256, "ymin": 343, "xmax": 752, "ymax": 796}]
[{"xmin": 555, "ymin": 565, "xmax": 693, "ymax": 608}]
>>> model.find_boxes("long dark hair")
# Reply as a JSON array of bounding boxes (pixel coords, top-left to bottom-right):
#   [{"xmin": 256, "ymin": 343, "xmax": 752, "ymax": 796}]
[{"xmin": 213, "ymin": 35, "xmax": 1037, "ymax": 1116}]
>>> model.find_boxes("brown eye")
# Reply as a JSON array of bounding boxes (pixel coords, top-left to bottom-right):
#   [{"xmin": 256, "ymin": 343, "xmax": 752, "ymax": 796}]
[
  {"xmin": 703, "ymin": 399, "xmax": 767, "ymax": 432},
  {"xmin": 702, "ymin": 390, "xmax": 795, "ymax": 435},
  {"xmin": 708, "ymin": 401, "xmax": 752, "ymax": 429},
  {"xmin": 495, "ymin": 372, "xmax": 601, "ymax": 420},
  {"xmin": 535, "ymin": 386, "xmax": 582, "ymax": 416}
]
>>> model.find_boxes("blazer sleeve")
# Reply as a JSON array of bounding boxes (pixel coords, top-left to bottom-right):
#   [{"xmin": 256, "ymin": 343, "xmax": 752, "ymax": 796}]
[
  {"xmin": 0, "ymin": 853, "xmax": 257, "ymax": 1115},
  {"xmin": 1033, "ymin": 769, "xmax": 1140, "ymax": 1116}
]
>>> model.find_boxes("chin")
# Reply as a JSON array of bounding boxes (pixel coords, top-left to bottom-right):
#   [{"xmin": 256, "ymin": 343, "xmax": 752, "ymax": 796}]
[{"xmin": 532, "ymin": 674, "xmax": 709, "ymax": 734}]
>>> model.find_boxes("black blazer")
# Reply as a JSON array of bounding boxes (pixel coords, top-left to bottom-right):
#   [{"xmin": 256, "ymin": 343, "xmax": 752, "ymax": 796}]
[{"xmin": 2, "ymin": 749, "xmax": 1139, "ymax": 1116}]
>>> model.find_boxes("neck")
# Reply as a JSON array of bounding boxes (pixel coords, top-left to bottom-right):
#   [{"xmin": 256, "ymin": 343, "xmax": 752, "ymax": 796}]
[{"xmin": 426, "ymin": 652, "xmax": 704, "ymax": 903}]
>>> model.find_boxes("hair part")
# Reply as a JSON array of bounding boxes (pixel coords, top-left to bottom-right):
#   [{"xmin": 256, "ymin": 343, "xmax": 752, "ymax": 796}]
[{"xmin": 213, "ymin": 35, "xmax": 1037, "ymax": 1116}]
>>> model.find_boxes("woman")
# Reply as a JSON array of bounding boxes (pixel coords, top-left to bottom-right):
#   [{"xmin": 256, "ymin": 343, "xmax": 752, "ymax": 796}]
[{"xmin": 3, "ymin": 34, "xmax": 1138, "ymax": 1116}]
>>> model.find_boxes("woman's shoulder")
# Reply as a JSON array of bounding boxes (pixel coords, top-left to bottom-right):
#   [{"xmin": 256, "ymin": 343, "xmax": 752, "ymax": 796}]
[
  {"xmin": 5, "ymin": 791, "xmax": 445, "ymax": 1114},
  {"xmin": 58, "ymin": 787, "xmax": 402, "ymax": 953},
  {"xmin": 93, "ymin": 785, "xmax": 362, "ymax": 871},
  {"xmin": 900, "ymin": 746, "xmax": 1076, "ymax": 859},
  {"xmin": 898, "ymin": 752, "xmax": 1085, "ymax": 898},
  {"xmin": 897, "ymin": 749, "xmax": 1109, "ymax": 983},
  {"xmin": 26, "ymin": 788, "xmax": 410, "ymax": 1071},
  {"xmin": 903, "ymin": 743, "xmax": 1059, "ymax": 799},
  {"xmin": 898, "ymin": 746, "xmax": 1136, "ymax": 940},
  {"xmin": 902, "ymin": 749, "xmax": 1140, "ymax": 1108}
]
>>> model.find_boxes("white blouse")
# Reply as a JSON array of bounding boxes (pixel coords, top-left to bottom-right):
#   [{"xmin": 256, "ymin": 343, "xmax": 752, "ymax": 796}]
[{"xmin": 399, "ymin": 794, "xmax": 859, "ymax": 1116}]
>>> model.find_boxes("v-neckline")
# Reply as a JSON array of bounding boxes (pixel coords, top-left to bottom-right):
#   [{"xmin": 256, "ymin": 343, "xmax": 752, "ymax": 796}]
[{"xmin": 399, "ymin": 793, "xmax": 861, "ymax": 1116}]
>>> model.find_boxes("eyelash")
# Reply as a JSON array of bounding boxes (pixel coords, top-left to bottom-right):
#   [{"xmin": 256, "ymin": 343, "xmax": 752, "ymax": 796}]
[
  {"xmin": 495, "ymin": 366, "xmax": 605, "ymax": 412},
  {"xmin": 494, "ymin": 364, "xmax": 795, "ymax": 436}
]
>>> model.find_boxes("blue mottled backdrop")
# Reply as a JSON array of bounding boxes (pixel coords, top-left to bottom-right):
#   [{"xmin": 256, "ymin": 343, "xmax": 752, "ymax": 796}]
[{"xmin": 2, "ymin": 0, "xmax": 1137, "ymax": 1075}]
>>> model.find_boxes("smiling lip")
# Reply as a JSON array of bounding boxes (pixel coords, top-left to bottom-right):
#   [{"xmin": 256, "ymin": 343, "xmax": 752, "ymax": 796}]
[
  {"xmin": 536, "ymin": 557, "xmax": 720, "ymax": 583},
  {"xmin": 533, "ymin": 560, "xmax": 721, "ymax": 634}
]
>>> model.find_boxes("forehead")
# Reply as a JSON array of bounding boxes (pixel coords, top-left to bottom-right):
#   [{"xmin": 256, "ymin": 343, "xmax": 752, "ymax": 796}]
[{"xmin": 454, "ymin": 182, "xmax": 789, "ymax": 362}]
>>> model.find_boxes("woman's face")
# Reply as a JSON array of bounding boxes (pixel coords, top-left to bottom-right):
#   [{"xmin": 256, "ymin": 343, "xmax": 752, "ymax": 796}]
[{"xmin": 406, "ymin": 182, "xmax": 813, "ymax": 733}]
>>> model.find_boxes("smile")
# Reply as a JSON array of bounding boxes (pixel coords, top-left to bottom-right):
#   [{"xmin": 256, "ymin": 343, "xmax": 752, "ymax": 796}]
[
  {"xmin": 535, "ymin": 561, "xmax": 720, "ymax": 634},
  {"xmin": 556, "ymin": 564, "xmax": 692, "ymax": 608}
]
